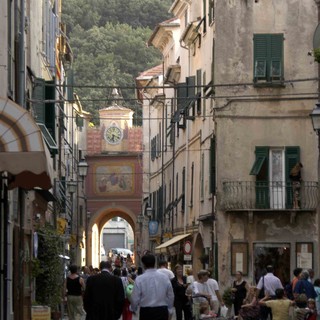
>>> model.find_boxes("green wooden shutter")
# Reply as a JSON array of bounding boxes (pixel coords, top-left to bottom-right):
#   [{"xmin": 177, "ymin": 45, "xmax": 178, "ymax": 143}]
[
  {"xmin": 254, "ymin": 147, "xmax": 269, "ymax": 209},
  {"xmin": 203, "ymin": 0, "xmax": 207, "ymax": 33},
  {"xmin": 285, "ymin": 146, "xmax": 300, "ymax": 209},
  {"xmin": 32, "ymin": 78, "xmax": 45, "ymax": 124},
  {"xmin": 177, "ymin": 83, "xmax": 187, "ymax": 111},
  {"xmin": 270, "ymin": 34, "xmax": 283, "ymax": 80},
  {"xmin": 197, "ymin": 69, "xmax": 202, "ymax": 115},
  {"xmin": 45, "ymin": 80, "xmax": 56, "ymax": 138},
  {"xmin": 254, "ymin": 34, "xmax": 283, "ymax": 82},
  {"xmin": 187, "ymin": 76, "xmax": 196, "ymax": 117},
  {"xmin": 182, "ymin": 167, "xmax": 186, "ymax": 212},
  {"xmin": 254, "ymin": 34, "xmax": 268, "ymax": 80},
  {"xmin": 210, "ymin": 137, "xmax": 216, "ymax": 195},
  {"xmin": 66, "ymin": 69, "xmax": 74, "ymax": 101},
  {"xmin": 76, "ymin": 114, "xmax": 84, "ymax": 128}
]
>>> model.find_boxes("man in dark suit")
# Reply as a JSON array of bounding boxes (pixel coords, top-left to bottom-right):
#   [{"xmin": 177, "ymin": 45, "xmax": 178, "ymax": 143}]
[{"xmin": 83, "ymin": 261, "xmax": 125, "ymax": 320}]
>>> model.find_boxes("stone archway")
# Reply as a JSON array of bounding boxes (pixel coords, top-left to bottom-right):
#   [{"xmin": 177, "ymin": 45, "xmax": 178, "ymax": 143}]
[{"xmin": 86, "ymin": 204, "xmax": 137, "ymax": 267}]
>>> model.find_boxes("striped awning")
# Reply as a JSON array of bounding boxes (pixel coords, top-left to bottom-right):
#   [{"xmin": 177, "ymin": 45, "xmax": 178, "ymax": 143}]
[
  {"xmin": 0, "ymin": 97, "xmax": 53, "ymax": 190},
  {"xmin": 155, "ymin": 233, "xmax": 191, "ymax": 254}
]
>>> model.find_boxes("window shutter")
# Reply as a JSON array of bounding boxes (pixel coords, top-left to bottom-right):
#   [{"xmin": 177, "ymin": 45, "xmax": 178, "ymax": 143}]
[
  {"xmin": 197, "ymin": 69, "xmax": 202, "ymax": 115},
  {"xmin": 66, "ymin": 70, "xmax": 74, "ymax": 101},
  {"xmin": 270, "ymin": 34, "xmax": 283, "ymax": 79},
  {"xmin": 201, "ymin": 153, "xmax": 205, "ymax": 199},
  {"xmin": 285, "ymin": 146, "xmax": 300, "ymax": 209},
  {"xmin": 254, "ymin": 34, "xmax": 268, "ymax": 80},
  {"xmin": 182, "ymin": 167, "xmax": 186, "ymax": 212},
  {"xmin": 253, "ymin": 147, "xmax": 269, "ymax": 209},
  {"xmin": 32, "ymin": 78, "xmax": 46, "ymax": 124},
  {"xmin": 187, "ymin": 76, "xmax": 196, "ymax": 117},
  {"xmin": 203, "ymin": 0, "xmax": 207, "ymax": 33},
  {"xmin": 45, "ymin": 80, "xmax": 56, "ymax": 138},
  {"xmin": 285, "ymin": 147, "xmax": 300, "ymax": 180},
  {"xmin": 176, "ymin": 83, "xmax": 188, "ymax": 111},
  {"xmin": 210, "ymin": 137, "xmax": 216, "ymax": 195},
  {"xmin": 190, "ymin": 162, "xmax": 194, "ymax": 206},
  {"xmin": 76, "ymin": 115, "xmax": 84, "ymax": 128}
]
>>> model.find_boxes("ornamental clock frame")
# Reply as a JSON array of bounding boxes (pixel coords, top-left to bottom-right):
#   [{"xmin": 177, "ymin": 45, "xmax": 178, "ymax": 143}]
[{"xmin": 104, "ymin": 124, "xmax": 123, "ymax": 144}]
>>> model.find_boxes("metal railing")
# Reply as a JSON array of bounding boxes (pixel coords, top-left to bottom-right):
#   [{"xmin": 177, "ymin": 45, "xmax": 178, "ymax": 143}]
[{"xmin": 222, "ymin": 181, "xmax": 319, "ymax": 210}]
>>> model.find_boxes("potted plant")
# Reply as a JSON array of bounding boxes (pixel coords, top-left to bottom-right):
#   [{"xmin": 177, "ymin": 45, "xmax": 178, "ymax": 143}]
[
  {"xmin": 33, "ymin": 224, "xmax": 64, "ymax": 318},
  {"xmin": 222, "ymin": 287, "xmax": 234, "ymax": 308}
]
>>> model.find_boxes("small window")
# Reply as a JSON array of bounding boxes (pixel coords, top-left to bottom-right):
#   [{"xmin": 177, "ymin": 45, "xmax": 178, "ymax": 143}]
[
  {"xmin": 271, "ymin": 60, "xmax": 281, "ymax": 79},
  {"xmin": 253, "ymin": 34, "xmax": 284, "ymax": 84},
  {"xmin": 254, "ymin": 60, "xmax": 267, "ymax": 79}
]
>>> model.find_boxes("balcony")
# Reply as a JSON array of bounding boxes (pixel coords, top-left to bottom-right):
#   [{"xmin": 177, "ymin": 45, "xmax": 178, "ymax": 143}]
[{"xmin": 222, "ymin": 181, "xmax": 318, "ymax": 211}]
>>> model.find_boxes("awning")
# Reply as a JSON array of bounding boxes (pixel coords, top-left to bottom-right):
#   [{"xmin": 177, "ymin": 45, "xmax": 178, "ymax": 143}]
[
  {"xmin": 0, "ymin": 97, "xmax": 53, "ymax": 190},
  {"xmin": 155, "ymin": 233, "xmax": 191, "ymax": 254}
]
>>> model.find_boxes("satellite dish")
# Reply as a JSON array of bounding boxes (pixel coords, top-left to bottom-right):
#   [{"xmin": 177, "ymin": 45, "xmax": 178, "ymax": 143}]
[{"xmin": 313, "ymin": 23, "xmax": 320, "ymax": 49}]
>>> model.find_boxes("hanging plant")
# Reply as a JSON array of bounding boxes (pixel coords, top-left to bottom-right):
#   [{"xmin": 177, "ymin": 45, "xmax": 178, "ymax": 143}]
[
  {"xmin": 34, "ymin": 224, "xmax": 64, "ymax": 311},
  {"xmin": 313, "ymin": 48, "xmax": 320, "ymax": 63}
]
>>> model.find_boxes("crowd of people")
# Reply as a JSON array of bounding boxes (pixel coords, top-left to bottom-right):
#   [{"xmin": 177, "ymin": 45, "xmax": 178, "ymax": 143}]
[
  {"xmin": 64, "ymin": 257, "xmax": 320, "ymax": 320},
  {"xmin": 232, "ymin": 266, "xmax": 319, "ymax": 320}
]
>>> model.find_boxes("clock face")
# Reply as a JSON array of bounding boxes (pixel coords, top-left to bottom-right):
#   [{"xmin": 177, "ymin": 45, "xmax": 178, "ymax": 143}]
[{"xmin": 104, "ymin": 125, "xmax": 123, "ymax": 144}]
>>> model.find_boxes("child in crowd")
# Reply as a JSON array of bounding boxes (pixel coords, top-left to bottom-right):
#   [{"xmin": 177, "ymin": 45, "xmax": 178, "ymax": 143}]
[
  {"xmin": 199, "ymin": 301, "xmax": 217, "ymax": 319},
  {"xmin": 305, "ymin": 299, "xmax": 317, "ymax": 320}
]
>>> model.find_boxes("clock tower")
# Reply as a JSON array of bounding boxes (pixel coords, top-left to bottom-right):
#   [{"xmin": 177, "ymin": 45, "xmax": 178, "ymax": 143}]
[{"xmin": 99, "ymin": 88, "xmax": 134, "ymax": 152}]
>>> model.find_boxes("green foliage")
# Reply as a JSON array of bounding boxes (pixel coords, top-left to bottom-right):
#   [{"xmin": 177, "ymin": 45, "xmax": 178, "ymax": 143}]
[
  {"xmin": 314, "ymin": 48, "xmax": 320, "ymax": 63},
  {"xmin": 61, "ymin": 0, "xmax": 172, "ymax": 126},
  {"xmin": 222, "ymin": 287, "xmax": 234, "ymax": 307},
  {"xmin": 69, "ymin": 23, "xmax": 161, "ymax": 124},
  {"xmin": 35, "ymin": 224, "xmax": 64, "ymax": 310},
  {"xmin": 62, "ymin": 0, "xmax": 173, "ymax": 34}
]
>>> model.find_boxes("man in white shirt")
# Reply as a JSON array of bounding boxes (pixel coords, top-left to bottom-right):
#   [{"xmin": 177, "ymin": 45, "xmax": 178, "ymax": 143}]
[
  {"xmin": 256, "ymin": 265, "xmax": 283, "ymax": 320},
  {"xmin": 157, "ymin": 260, "xmax": 175, "ymax": 280},
  {"xmin": 130, "ymin": 254, "xmax": 174, "ymax": 320},
  {"xmin": 205, "ymin": 271, "xmax": 224, "ymax": 314}
]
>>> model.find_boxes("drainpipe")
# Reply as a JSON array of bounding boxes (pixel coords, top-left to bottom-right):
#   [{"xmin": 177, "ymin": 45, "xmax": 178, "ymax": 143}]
[
  {"xmin": 179, "ymin": 40, "xmax": 191, "ymax": 234},
  {"xmin": 18, "ymin": 0, "xmax": 25, "ymax": 107},
  {"xmin": 17, "ymin": 0, "xmax": 26, "ymax": 318}
]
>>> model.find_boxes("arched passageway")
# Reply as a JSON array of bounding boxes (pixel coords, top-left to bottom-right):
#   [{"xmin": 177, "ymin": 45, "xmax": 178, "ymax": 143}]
[{"xmin": 86, "ymin": 205, "xmax": 137, "ymax": 268}]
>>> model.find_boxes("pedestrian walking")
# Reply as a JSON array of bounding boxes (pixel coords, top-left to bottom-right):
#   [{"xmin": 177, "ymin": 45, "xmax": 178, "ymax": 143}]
[
  {"xmin": 293, "ymin": 269, "xmax": 317, "ymax": 308},
  {"xmin": 130, "ymin": 253, "xmax": 174, "ymax": 320},
  {"xmin": 171, "ymin": 264, "xmax": 192, "ymax": 320},
  {"xmin": 256, "ymin": 265, "xmax": 283, "ymax": 320},
  {"xmin": 231, "ymin": 271, "xmax": 249, "ymax": 317},
  {"xmin": 64, "ymin": 264, "xmax": 85, "ymax": 320},
  {"xmin": 157, "ymin": 259, "xmax": 175, "ymax": 280},
  {"xmin": 83, "ymin": 261, "xmax": 125, "ymax": 320}
]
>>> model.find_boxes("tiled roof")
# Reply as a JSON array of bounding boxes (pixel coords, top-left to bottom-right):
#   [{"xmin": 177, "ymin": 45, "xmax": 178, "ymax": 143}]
[{"xmin": 137, "ymin": 64, "xmax": 163, "ymax": 79}]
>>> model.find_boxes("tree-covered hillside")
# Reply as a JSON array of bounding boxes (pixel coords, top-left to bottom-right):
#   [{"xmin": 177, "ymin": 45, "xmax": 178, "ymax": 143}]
[{"xmin": 62, "ymin": 0, "xmax": 173, "ymax": 123}]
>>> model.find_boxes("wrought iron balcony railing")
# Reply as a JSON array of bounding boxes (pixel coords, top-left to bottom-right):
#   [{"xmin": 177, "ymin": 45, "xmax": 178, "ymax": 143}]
[{"xmin": 222, "ymin": 181, "xmax": 319, "ymax": 211}]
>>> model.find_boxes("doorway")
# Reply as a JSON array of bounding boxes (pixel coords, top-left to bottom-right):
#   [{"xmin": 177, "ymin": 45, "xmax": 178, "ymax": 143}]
[{"xmin": 253, "ymin": 243, "xmax": 290, "ymax": 286}]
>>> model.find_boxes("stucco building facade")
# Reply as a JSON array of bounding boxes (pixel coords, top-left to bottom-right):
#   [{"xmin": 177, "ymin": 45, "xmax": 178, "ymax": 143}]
[{"xmin": 139, "ymin": 0, "xmax": 320, "ymax": 287}]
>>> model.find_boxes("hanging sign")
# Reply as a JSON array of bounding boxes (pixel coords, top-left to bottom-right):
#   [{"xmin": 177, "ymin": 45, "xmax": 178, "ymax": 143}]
[{"xmin": 149, "ymin": 220, "xmax": 159, "ymax": 236}]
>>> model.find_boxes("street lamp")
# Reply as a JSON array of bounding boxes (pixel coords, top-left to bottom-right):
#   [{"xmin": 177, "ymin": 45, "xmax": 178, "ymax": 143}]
[
  {"xmin": 78, "ymin": 158, "xmax": 89, "ymax": 179},
  {"xmin": 310, "ymin": 103, "xmax": 320, "ymax": 133},
  {"xmin": 67, "ymin": 179, "xmax": 77, "ymax": 195},
  {"xmin": 146, "ymin": 206, "xmax": 153, "ymax": 219}
]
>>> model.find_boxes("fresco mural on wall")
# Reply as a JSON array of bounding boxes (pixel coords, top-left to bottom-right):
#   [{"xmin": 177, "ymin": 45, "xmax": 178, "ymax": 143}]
[{"xmin": 94, "ymin": 162, "xmax": 134, "ymax": 195}]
